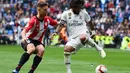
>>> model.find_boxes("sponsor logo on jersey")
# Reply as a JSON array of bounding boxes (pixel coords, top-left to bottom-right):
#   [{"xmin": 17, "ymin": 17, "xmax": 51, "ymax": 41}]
[
  {"xmin": 68, "ymin": 20, "xmax": 83, "ymax": 26},
  {"xmin": 80, "ymin": 16, "xmax": 82, "ymax": 19}
]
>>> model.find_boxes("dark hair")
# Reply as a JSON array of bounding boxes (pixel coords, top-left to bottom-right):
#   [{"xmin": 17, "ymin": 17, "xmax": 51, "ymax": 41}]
[
  {"xmin": 37, "ymin": 1, "xmax": 48, "ymax": 7},
  {"xmin": 69, "ymin": 0, "xmax": 85, "ymax": 8}
]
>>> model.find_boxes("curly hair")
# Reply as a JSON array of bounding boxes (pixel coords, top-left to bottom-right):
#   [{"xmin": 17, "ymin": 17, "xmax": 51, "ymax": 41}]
[{"xmin": 69, "ymin": 0, "xmax": 85, "ymax": 8}]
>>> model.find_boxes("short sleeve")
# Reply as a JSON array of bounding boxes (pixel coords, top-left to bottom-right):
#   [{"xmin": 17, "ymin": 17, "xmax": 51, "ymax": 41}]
[
  {"xmin": 59, "ymin": 11, "xmax": 67, "ymax": 25},
  {"xmin": 48, "ymin": 17, "xmax": 57, "ymax": 26},
  {"xmin": 84, "ymin": 10, "xmax": 91, "ymax": 22},
  {"xmin": 24, "ymin": 18, "xmax": 35, "ymax": 32}
]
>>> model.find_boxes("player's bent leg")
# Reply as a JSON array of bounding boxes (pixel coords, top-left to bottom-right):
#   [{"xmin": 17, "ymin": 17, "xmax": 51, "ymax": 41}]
[
  {"xmin": 80, "ymin": 34, "xmax": 106, "ymax": 58},
  {"xmin": 12, "ymin": 44, "xmax": 35, "ymax": 73},
  {"xmin": 28, "ymin": 44, "xmax": 44, "ymax": 73},
  {"xmin": 87, "ymin": 37, "xmax": 106, "ymax": 58},
  {"xmin": 64, "ymin": 45, "xmax": 75, "ymax": 73}
]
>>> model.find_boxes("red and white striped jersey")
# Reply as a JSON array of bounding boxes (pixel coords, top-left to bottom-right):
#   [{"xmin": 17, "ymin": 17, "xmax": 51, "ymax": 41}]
[{"xmin": 24, "ymin": 16, "xmax": 57, "ymax": 43}]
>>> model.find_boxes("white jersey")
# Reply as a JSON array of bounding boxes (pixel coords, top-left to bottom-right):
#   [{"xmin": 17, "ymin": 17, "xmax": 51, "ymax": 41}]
[{"xmin": 60, "ymin": 9, "xmax": 91, "ymax": 40}]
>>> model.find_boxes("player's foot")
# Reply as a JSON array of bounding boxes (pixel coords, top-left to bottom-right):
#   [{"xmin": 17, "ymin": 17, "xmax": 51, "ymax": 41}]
[
  {"xmin": 67, "ymin": 69, "xmax": 72, "ymax": 73},
  {"xmin": 99, "ymin": 50, "xmax": 106, "ymax": 58},
  {"xmin": 12, "ymin": 69, "xmax": 19, "ymax": 73},
  {"xmin": 28, "ymin": 70, "xmax": 34, "ymax": 73}
]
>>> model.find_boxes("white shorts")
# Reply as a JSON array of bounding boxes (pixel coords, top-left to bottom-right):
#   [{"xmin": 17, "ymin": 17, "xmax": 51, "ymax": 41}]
[{"xmin": 66, "ymin": 36, "xmax": 84, "ymax": 53}]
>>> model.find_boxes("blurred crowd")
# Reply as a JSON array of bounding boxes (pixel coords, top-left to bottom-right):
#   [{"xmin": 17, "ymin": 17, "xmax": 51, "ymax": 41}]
[
  {"xmin": 85, "ymin": 0, "xmax": 130, "ymax": 49},
  {"xmin": 0, "ymin": 0, "xmax": 130, "ymax": 49}
]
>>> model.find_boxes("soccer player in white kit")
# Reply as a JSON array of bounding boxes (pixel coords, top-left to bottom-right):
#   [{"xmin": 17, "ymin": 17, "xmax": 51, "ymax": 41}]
[{"xmin": 56, "ymin": 0, "xmax": 106, "ymax": 73}]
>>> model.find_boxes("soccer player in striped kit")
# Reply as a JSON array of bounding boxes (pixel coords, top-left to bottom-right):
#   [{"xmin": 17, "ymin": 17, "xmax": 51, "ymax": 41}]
[{"xmin": 12, "ymin": 1, "xmax": 57, "ymax": 73}]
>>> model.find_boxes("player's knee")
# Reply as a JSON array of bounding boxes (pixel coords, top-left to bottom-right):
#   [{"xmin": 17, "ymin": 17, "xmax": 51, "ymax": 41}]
[
  {"xmin": 79, "ymin": 34, "xmax": 87, "ymax": 42},
  {"xmin": 28, "ymin": 48, "xmax": 35, "ymax": 54},
  {"xmin": 80, "ymin": 34, "xmax": 88, "ymax": 45},
  {"xmin": 30, "ymin": 47, "xmax": 35, "ymax": 51},
  {"xmin": 64, "ymin": 46, "xmax": 75, "ymax": 52},
  {"xmin": 39, "ymin": 48, "xmax": 44, "ymax": 53},
  {"xmin": 37, "ymin": 48, "xmax": 44, "ymax": 57}
]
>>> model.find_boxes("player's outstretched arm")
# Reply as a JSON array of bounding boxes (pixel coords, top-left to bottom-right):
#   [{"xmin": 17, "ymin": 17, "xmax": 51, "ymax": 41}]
[
  {"xmin": 88, "ymin": 21, "xmax": 95, "ymax": 30},
  {"xmin": 87, "ymin": 21, "xmax": 96, "ymax": 37},
  {"xmin": 55, "ymin": 24, "xmax": 64, "ymax": 33}
]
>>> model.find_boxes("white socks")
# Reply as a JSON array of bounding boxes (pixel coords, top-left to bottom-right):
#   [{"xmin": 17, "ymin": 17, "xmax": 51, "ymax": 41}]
[
  {"xmin": 64, "ymin": 53, "xmax": 72, "ymax": 73},
  {"xmin": 87, "ymin": 37, "xmax": 103, "ymax": 51},
  {"xmin": 87, "ymin": 37, "xmax": 106, "ymax": 58},
  {"xmin": 64, "ymin": 54, "xmax": 71, "ymax": 69}
]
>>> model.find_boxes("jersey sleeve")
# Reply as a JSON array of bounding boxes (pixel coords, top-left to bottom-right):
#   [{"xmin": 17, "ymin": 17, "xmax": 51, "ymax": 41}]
[
  {"xmin": 59, "ymin": 11, "xmax": 67, "ymax": 25},
  {"xmin": 84, "ymin": 10, "xmax": 91, "ymax": 22},
  {"xmin": 24, "ymin": 18, "xmax": 35, "ymax": 32},
  {"xmin": 48, "ymin": 17, "xmax": 57, "ymax": 26}
]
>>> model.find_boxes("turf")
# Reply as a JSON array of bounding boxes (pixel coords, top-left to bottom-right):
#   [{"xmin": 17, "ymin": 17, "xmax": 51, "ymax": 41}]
[{"xmin": 0, "ymin": 45, "xmax": 130, "ymax": 73}]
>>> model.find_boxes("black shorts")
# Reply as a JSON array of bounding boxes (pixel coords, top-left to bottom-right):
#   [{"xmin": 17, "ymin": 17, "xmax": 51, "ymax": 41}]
[{"xmin": 21, "ymin": 38, "xmax": 44, "ymax": 53}]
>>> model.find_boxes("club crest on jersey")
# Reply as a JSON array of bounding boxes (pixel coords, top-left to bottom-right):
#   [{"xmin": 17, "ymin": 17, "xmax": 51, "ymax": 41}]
[
  {"xmin": 68, "ymin": 13, "xmax": 71, "ymax": 19},
  {"xmin": 80, "ymin": 16, "xmax": 82, "ymax": 19}
]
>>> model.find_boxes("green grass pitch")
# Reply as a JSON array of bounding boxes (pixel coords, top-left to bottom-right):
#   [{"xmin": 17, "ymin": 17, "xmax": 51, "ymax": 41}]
[{"xmin": 0, "ymin": 45, "xmax": 130, "ymax": 73}]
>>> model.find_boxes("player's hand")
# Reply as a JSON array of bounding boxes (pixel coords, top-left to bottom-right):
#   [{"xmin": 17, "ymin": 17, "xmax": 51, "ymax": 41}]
[
  {"xmin": 52, "ymin": 32, "xmax": 58, "ymax": 36},
  {"xmin": 21, "ymin": 38, "xmax": 28, "ymax": 42},
  {"xmin": 90, "ymin": 30, "xmax": 96, "ymax": 38},
  {"xmin": 91, "ymin": 30, "xmax": 96, "ymax": 36},
  {"xmin": 52, "ymin": 33, "xmax": 57, "ymax": 38}
]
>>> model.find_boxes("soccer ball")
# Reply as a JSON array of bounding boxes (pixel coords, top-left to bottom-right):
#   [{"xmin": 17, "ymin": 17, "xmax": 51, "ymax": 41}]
[{"xmin": 95, "ymin": 64, "xmax": 107, "ymax": 73}]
